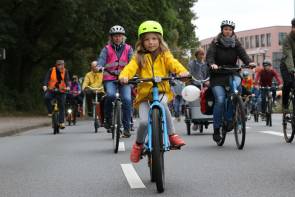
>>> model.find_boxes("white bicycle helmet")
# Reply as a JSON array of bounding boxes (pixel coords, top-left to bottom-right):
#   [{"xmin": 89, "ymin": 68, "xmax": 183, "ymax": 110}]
[
  {"xmin": 109, "ymin": 25, "xmax": 125, "ymax": 35},
  {"xmin": 220, "ymin": 20, "xmax": 235, "ymax": 30}
]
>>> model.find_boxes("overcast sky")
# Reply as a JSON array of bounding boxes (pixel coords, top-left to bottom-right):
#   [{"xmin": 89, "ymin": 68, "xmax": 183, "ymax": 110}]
[{"xmin": 192, "ymin": 0, "xmax": 293, "ymax": 40}]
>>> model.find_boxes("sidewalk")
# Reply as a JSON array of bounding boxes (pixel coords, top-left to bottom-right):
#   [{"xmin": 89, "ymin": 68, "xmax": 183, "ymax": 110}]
[{"xmin": 0, "ymin": 117, "xmax": 51, "ymax": 137}]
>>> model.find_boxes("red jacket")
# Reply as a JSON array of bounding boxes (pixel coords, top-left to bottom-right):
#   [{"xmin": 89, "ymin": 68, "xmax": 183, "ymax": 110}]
[{"xmin": 255, "ymin": 68, "xmax": 282, "ymax": 87}]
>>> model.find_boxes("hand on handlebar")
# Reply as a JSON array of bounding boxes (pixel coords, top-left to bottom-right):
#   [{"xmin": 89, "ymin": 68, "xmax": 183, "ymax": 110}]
[
  {"xmin": 119, "ymin": 77, "xmax": 129, "ymax": 84},
  {"xmin": 210, "ymin": 64, "xmax": 219, "ymax": 70},
  {"xmin": 179, "ymin": 71, "xmax": 190, "ymax": 77},
  {"xmin": 42, "ymin": 86, "xmax": 47, "ymax": 92}
]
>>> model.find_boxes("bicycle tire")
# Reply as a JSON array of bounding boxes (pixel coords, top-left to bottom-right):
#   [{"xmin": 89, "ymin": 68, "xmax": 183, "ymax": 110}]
[
  {"xmin": 94, "ymin": 118, "xmax": 99, "ymax": 133},
  {"xmin": 52, "ymin": 113, "xmax": 59, "ymax": 135},
  {"xmin": 233, "ymin": 96, "xmax": 246, "ymax": 149},
  {"xmin": 151, "ymin": 108, "xmax": 165, "ymax": 193},
  {"xmin": 113, "ymin": 101, "xmax": 121, "ymax": 153},
  {"xmin": 184, "ymin": 106, "xmax": 191, "ymax": 135},
  {"xmin": 217, "ymin": 126, "xmax": 226, "ymax": 146},
  {"xmin": 283, "ymin": 97, "xmax": 295, "ymax": 143}
]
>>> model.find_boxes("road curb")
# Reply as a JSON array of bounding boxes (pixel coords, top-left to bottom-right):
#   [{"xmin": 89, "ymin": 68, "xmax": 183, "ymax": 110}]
[{"xmin": 0, "ymin": 122, "xmax": 51, "ymax": 137}]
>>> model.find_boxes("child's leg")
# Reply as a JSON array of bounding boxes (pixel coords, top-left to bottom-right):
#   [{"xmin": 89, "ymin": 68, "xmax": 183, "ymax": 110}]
[
  {"xmin": 136, "ymin": 102, "xmax": 149, "ymax": 144},
  {"xmin": 159, "ymin": 94, "xmax": 175, "ymax": 135}
]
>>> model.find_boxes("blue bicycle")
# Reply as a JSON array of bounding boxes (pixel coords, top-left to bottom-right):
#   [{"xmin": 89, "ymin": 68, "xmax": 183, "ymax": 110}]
[
  {"xmin": 212, "ymin": 66, "xmax": 248, "ymax": 149},
  {"xmin": 130, "ymin": 75, "xmax": 189, "ymax": 193}
]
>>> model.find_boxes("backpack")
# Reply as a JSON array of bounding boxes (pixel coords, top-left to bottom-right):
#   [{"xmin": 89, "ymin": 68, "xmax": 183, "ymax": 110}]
[{"xmin": 200, "ymin": 86, "xmax": 215, "ymax": 115}]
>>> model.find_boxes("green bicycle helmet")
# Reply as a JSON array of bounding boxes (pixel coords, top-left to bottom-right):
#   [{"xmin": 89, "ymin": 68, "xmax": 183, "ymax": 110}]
[{"xmin": 138, "ymin": 20, "xmax": 163, "ymax": 38}]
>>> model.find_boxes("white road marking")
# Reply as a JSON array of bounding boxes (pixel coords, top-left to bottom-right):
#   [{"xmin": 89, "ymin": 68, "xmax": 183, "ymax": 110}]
[
  {"xmin": 246, "ymin": 127, "xmax": 251, "ymax": 129},
  {"xmin": 121, "ymin": 163, "xmax": 146, "ymax": 189},
  {"xmin": 118, "ymin": 142, "xmax": 125, "ymax": 152},
  {"xmin": 259, "ymin": 130, "xmax": 284, "ymax": 137}
]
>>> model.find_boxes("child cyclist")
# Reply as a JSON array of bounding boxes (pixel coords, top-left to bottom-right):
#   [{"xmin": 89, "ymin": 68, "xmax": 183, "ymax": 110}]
[{"xmin": 119, "ymin": 21, "xmax": 189, "ymax": 163}]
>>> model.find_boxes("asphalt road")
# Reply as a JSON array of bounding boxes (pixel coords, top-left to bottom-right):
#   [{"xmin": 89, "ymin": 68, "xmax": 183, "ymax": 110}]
[{"xmin": 1, "ymin": 114, "xmax": 295, "ymax": 197}]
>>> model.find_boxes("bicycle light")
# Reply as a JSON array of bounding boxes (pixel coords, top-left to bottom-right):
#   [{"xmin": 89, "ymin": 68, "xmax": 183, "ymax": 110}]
[{"xmin": 67, "ymin": 109, "xmax": 72, "ymax": 114}]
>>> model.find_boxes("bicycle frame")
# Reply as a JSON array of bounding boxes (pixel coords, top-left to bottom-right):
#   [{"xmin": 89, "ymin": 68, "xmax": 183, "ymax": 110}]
[{"xmin": 146, "ymin": 83, "xmax": 170, "ymax": 152}]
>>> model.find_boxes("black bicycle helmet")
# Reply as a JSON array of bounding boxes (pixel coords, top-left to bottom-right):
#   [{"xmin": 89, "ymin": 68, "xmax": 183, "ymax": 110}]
[
  {"xmin": 292, "ymin": 18, "xmax": 295, "ymax": 27},
  {"xmin": 262, "ymin": 60, "xmax": 271, "ymax": 67}
]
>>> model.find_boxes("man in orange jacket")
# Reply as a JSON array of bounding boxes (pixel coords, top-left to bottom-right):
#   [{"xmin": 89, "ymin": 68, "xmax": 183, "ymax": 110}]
[{"xmin": 43, "ymin": 60, "xmax": 70, "ymax": 129}]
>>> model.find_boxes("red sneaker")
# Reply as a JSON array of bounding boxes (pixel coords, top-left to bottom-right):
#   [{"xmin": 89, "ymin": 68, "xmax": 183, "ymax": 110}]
[
  {"xmin": 130, "ymin": 143, "xmax": 143, "ymax": 163},
  {"xmin": 169, "ymin": 134, "xmax": 185, "ymax": 147}
]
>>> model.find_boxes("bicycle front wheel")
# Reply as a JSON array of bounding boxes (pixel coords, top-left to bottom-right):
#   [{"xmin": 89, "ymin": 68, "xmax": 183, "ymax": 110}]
[
  {"xmin": 266, "ymin": 98, "xmax": 272, "ymax": 126},
  {"xmin": 52, "ymin": 113, "xmax": 59, "ymax": 135},
  {"xmin": 283, "ymin": 97, "xmax": 295, "ymax": 143},
  {"xmin": 151, "ymin": 108, "xmax": 165, "ymax": 193},
  {"xmin": 234, "ymin": 96, "xmax": 246, "ymax": 149},
  {"xmin": 113, "ymin": 101, "xmax": 121, "ymax": 153}
]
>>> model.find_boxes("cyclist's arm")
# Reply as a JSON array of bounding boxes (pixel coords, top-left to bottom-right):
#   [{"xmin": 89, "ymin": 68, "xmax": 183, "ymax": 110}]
[
  {"xmin": 97, "ymin": 47, "xmax": 108, "ymax": 67},
  {"xmin": 127, "ymin": 47, "xmax": 134, "ymax": 62},
  {"xmin": 205, "ymin": 42, "xmax": 216, "ymax": 66},
  {"xmin": 282, "ymin": 36, "xmax": 295, "ymax": 73},
  {"xmin": 119, "ymin": 56, "xmax": 139, "ymax": 79},
  {"xmin": 236, "ymin": 40, "xmax": 251, "ymax": 65},
  {"xmin": 65, "ymin": 70, "xmax": 71, "ymax": 87},
  {"xmin": 165, "ymin": 51, "xmax": 187, "ymax": 74},
  {"xmin": 43, "ymin": 69, "xmax": 51, "ymax": 87},
  {"xmin": 272, "ymin": 69, "xmax": 283, "ymax": 85},
  {"xmin": 82, "ymin": 74, "xmax": 90, "ymax": 90},
  {"xmin": 255, "ymin": 71, "xmax": 261, "ymax": 86}
]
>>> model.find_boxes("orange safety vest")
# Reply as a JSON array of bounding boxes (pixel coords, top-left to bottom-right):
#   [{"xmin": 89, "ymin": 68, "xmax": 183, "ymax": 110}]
[{"xmin": 48, "ymin": 67, "xmax": 67, "ymax": 92}]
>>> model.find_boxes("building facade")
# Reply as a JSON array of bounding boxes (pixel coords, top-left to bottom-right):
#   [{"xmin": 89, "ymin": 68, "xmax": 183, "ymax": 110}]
[{"xmin": 200, "ymin": 26, "xmax": 291, "ymax": 69}]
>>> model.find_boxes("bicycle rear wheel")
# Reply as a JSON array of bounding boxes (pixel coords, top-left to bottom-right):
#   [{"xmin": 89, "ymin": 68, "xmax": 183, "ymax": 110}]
[
  {"xmin": 283, "ymin": 97, "xmax": 295, "ymax": 143},
  {"xmin": 113, "ymin": 101, "xmax": 121, "ymax": 153},
  {"xmin": 233, "ymin": 96, "xmax": 246, "ymax": 149},
  {"xmin": 151, "ymin": 108, "xmax": 165, "ymax": 193}
]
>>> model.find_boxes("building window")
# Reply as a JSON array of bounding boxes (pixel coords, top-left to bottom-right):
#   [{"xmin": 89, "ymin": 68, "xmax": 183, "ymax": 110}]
[
  {"xmin": 255, "ymin": 35, "xmax": 260, "ymax": 48},
  {"xmin": 250, "ymin": 36, "xmax": 254, "ymax": 48},
  {"xmin": 260, "ymin": 34, "xmax": 265, "ymax": 47},
  {"xmin": 245, "ymin": 36, "xmax": 249, "ymax": 49},
  {"xmin": 240, "ymin": 37, "xmax": 244, "ymax": 47},
  {"xmin": 279, "ymin": 32, "xmax": 287, "ymax": 45},
  {"xmin": 266, "ymin": 33, "xmax": 271, "ymax": 47}
]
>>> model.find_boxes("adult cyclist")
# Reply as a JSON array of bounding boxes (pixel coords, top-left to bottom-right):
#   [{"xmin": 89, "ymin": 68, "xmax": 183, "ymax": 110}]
[
  {"xmin": 97, "ymin": 25, "xmax": 133, "ymax": 137},
  {"xmin": 43, "ymin": 60, "xmax": 70, "ymax": 129},
  {"xmin": 206, "ymin": 20, "xmax": 254, "ymax": 142},
  {"xmin": 255, "ymin": 60, "xmax": 282, "ymax": 115}
]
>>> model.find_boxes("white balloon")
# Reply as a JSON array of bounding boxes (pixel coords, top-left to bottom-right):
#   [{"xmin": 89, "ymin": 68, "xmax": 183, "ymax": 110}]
[{"xmin": 181, "ymin": 85, "xmax": 200, "ymax": 102}]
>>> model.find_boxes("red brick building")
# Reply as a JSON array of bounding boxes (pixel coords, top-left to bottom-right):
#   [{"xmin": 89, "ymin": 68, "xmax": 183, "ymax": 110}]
[{"xmin": 200, "ymin": 26, "xmax": 291, "ymax": 70}]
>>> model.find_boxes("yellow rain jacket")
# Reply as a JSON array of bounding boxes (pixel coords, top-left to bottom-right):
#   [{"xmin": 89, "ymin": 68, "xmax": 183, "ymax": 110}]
[{"xmin": 119, "ymin": 51, "xmax": 187, "ymax": 108}]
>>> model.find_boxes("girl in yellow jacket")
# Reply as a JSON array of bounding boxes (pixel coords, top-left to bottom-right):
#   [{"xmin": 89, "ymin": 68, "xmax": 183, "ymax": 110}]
[{"xmin": 119, "ymin": 21, "xmax": 189, "ymax": 163}]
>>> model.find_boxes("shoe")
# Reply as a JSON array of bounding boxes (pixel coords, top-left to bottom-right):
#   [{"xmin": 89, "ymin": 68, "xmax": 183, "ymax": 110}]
[
  {"xmin": 59, "ymin": 123, "xmax": 65, "ymax": 129},
  {"xmin": 48, "ymin": 113, "xmax": 52, "ymax": 117},
  {"xmin": 122, "ymin": 129, "xmax": 131, "ymax": 138},
  {"xmin": 213, "ymin": 128, "xmax": 221, "ymax": 142},
  {"xmin": 130, "ymin": 143, "xmax": 143, "ymax": 163},
  {"xmin": 169, "ymin": 134, "xmax": 185, "ymax": 147}
]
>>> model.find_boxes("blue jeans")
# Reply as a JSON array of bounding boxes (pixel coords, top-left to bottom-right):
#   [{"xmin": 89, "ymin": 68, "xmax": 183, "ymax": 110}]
[
  {"xmin": 104, "ymin": 81, "xmax": 132, "ymax": 130},
  {"xmin": 44, "ymin": 91, "xmax": 66, "ymax": 123},
  {"xmin": 212, "ymin": 76, "xmax": 241, "ymax": 129},
  {"xmin": 173, "ymin": 95, "xmax": 183, "ymax": 117}
]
